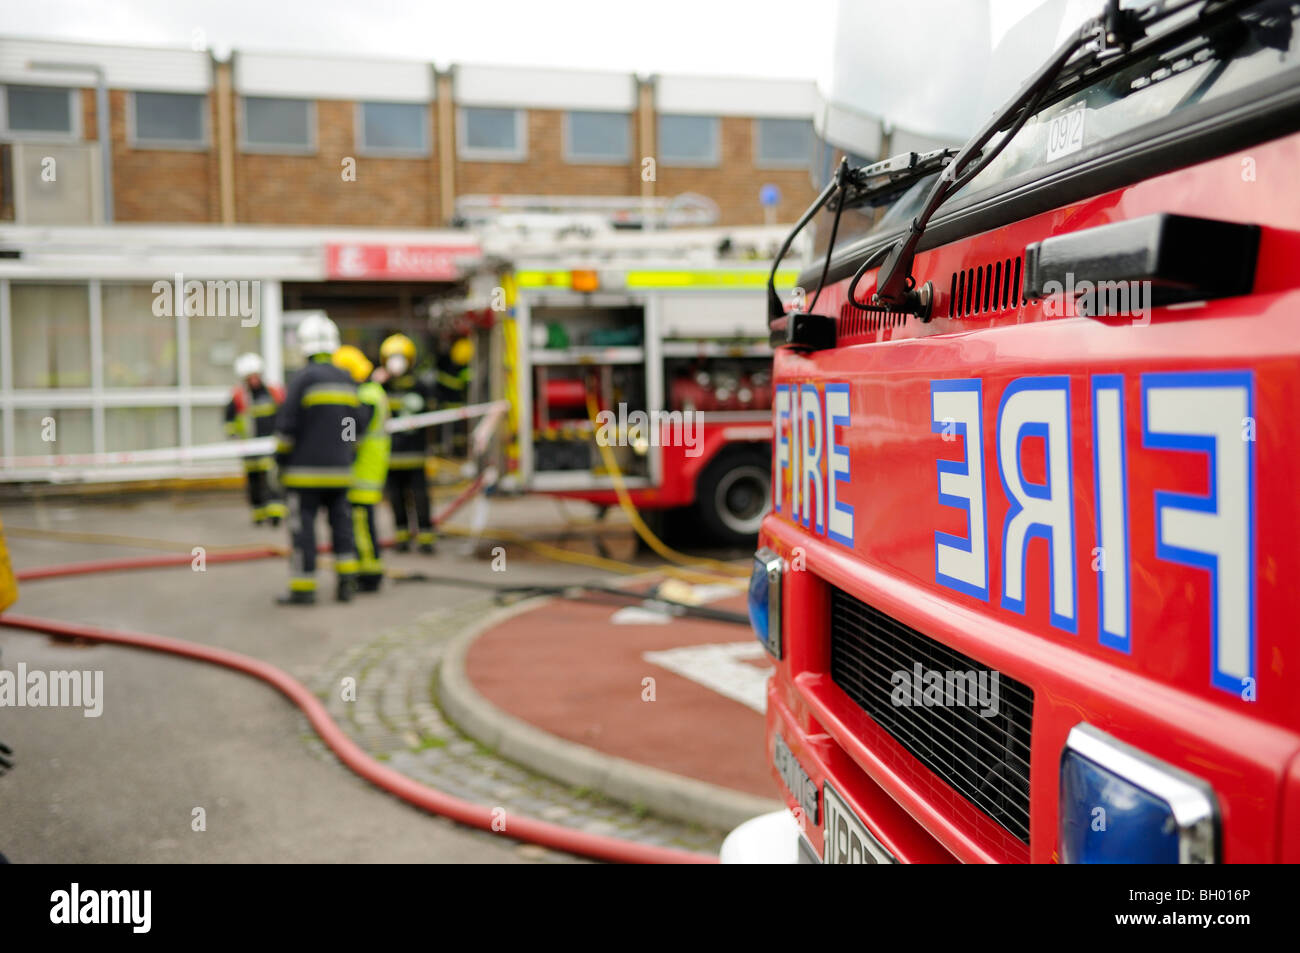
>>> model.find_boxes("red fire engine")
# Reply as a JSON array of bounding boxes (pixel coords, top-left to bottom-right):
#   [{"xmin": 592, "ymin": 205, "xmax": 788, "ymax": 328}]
[{"xmin": 741, "ymin": 0, "xmax": 1300, "ymax": 862}]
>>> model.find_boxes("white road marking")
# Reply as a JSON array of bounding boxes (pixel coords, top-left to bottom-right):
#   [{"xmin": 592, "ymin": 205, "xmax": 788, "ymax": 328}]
[{"xmin": 643, "ymin": 642, "xmax": 769, "ymax": 714}]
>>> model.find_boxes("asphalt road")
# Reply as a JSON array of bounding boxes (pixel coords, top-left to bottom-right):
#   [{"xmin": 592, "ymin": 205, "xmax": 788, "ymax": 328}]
[{"xmin": 0, "ymin": 491, "xmax": 635, "ymax": 863}]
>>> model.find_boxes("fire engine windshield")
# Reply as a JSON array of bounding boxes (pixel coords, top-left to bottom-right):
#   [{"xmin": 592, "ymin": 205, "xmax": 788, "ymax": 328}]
[{"xmin": 824, "ymin": 0, "xmax": 1300, "ymax": 253}]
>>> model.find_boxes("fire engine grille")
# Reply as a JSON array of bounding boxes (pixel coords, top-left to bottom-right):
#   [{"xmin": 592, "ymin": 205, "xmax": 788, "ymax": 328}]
[{"xmin": 829, "ymin": 586, "xmax": 1033, "ymax": 844}]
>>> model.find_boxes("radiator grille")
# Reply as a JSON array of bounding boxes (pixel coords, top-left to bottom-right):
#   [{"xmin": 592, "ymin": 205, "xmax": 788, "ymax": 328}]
[{"xmin": 829, "ymin": 586, "xmax": 1033, "ymax": 844}]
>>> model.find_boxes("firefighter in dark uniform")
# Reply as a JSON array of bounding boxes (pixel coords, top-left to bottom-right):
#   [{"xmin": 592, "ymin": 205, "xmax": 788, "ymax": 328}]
[
  {"xmin": 377, "ymin": 333, "xmax": 437, "ymax": 553},
  {"xmin": 435, "ymin": 336, "xmax": 474, "ymax": 456},
  {"xmin": 225, "ymin": 352, "xmax": 287, "ymax": 526},
  {"xmin": 273, "ymin": 313, "xmax": 364, "ymax": 605}
]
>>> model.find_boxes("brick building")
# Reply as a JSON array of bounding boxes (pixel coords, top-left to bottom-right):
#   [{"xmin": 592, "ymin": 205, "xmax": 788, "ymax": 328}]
[
  {"xmin": 0, "ymin": 35, "xmax": 943, "ymax": 469},
  {"xmin": 0, "ymin": 36, "xmax": 903, "ymax": 229}
]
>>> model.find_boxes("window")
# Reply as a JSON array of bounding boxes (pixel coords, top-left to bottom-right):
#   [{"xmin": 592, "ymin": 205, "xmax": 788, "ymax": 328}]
[
  {"xmin": 189, "ymin": 308, "xmax": 260, "ymax": 387},
  {"xmin": 458, "ymin": 107, "xmax": 525, "ymax": 160},
  {"xmin": 190, "ymin": 405, "xmax": 229, "ymax": 445},
  {"xmin": 10, "ymin": 283, "xmax": 91, "ymax": 389},
  {"xmin": 102, "ymin": 283, "xmax": 177, "ymax": 387},
  {"xmin": 105, "ymin": 407, "xmax": 178, "ymax": 452},
  {"xmin": 358, "ymin": 101, "xmax": 429, "ymax": 156},
  {"xmin": 3, "ymin": 85, "xmax": 77, "ymax": 137},
  {"xmin": 13, "ymin": 408, "xmax": 92, "ymax": 456},
  {"xmin": 658, "ymin": 114, "xmax": 719, "ymax": 166},
  {"xmin": 756, "ymin": 118, "xmax": 813, "ymax": 167},
  {"xmin": 565, "ymin": 110, "xmax": 629, "ymax": 162},
  {"xmin": 132, "ymin": 92, "xmax": 206, "ymax": 148},
  {"xmin": 241, "ymin": 97, "xmax": 313, "ymax": 152}
]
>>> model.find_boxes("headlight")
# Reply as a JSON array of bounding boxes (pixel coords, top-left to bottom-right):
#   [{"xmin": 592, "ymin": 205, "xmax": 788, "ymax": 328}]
[
  {"xmin": 1059, "ymin": 723, "xmax": 1218, "ymax": 864},
  {"xmin": 748, "ymin": 547, "xmax": 783, "ymax": 660}
]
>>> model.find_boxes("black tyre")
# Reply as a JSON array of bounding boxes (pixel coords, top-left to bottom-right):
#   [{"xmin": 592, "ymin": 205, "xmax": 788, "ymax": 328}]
[{"xmin": 694, "ymin": 446, "xmax": 771, "ymax": 547}]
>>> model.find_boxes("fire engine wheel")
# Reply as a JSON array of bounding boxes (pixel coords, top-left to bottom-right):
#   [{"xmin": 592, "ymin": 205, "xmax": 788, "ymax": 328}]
[{"xmin": 696, "ymin": 448, "xmax": 771, "ymax": 546}]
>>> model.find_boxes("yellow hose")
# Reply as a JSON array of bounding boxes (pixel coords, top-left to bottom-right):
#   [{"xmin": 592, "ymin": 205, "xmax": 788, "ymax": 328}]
[{"xmin": 585, "ymin": 392, "xmax": 748, "ymax": 579}]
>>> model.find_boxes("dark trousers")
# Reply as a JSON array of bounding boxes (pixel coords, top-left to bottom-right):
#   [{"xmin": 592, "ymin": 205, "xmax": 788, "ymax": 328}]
[
  {"xmin": 386, "ymin": 467, "xmax": 434, "ymax": 543},
  {"xmin": 245, "ymin": 460, "xmax": 285, "ymax": 522},
  {"xmin": 286, "ymin": 488, "xmax": 357, "ymax": 592}
]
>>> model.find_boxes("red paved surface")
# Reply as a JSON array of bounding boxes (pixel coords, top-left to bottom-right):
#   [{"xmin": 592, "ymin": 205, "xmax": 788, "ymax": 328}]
[{"xmin": 465, "ymin": 590, "xmax": 775, "ymax": 798}]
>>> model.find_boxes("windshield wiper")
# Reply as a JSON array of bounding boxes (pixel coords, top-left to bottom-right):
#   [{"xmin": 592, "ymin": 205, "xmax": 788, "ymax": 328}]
[
  {"xmin": 833, "ymin": 147, "xmax": 960, "ymax": 211},
  {"xmin": 863, "ymin": 0, "xmax": 1261, "ymax": 315},
  {"xmin": 765, "ymin": 148, "xmax": 960, "ymax": 347}
]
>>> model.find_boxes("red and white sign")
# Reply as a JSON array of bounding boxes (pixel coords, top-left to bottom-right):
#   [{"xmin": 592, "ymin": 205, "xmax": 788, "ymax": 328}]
[{"xmin": 325, "ymin": 242, "xmax": 480, "ymax": 281}]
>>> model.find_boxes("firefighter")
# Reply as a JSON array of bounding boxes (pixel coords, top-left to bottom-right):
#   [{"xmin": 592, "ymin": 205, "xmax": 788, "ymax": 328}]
[
  {"xmin": 273, "ymin": 314, "xmax": 363, "ymax": 605},
  {"xmin": 435, "ymin": 336, "xmax": 474, "ymax": 456},
  {"xmin": 377, "ymin": 333, "xmax": 437, "ymax": 554},
  {"xmin": 225, "ymin": 353, "xmax": 287, "ymax": 526},
  {"xmin": 333, "ymin": 345, "xmax": 390, "ymax": 593}
]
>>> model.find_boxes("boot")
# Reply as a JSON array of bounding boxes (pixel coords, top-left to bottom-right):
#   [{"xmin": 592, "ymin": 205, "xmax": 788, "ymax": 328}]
[
  {"xmin": 276, "ymin": 590, "xmax": 315, "ymax": 606},
  {"xmin": 357, "ymin": 574, "xmax": 383, "ymax": 593},
  {"xmin": 336, "ymin": 575, "xmax": 357, "ymax": 603}
]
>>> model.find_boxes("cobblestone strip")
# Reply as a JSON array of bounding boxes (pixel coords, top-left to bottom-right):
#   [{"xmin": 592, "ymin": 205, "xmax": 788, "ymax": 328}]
[{"xmin": 300, "ymin": 598, "xmax": 726, "ymax": 861}]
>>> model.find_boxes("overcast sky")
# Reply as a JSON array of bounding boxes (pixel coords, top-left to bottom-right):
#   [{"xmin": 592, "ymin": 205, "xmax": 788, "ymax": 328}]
[{"xmin": 1, "ymin": 0, "xmax": 843, "ymax": 80}]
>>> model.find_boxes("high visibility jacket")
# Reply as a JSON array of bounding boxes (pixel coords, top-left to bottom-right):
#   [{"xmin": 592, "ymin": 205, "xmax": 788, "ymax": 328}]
[
  {"xmin": 225, "ymin": 382, "xmax": 284, "ymax": 472},
  {"xmin": 274, "ymin": 356, "xmax": 366, "ymax": 489},
  {"xmin": 384, "ymin": 371, "xmax": 436, "ymax": 470},
  {"xmin": 349, "ymin": 380, "xmax": 391, "ymax": 504}
]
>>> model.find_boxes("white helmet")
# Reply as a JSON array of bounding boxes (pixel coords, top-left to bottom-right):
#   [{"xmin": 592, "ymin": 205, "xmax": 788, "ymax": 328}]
[
  {"xmin": 233, "ymin": 352, "xmax": 264, "ymax": 379},
  {"xmin": 296, "ymin": 312, "xmax": 340, "ymax": 358}
]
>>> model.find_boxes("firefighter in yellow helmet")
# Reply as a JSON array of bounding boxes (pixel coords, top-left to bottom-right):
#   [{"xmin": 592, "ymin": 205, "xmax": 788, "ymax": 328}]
[
  {"xmin": 333, "ymin": 346, "xmax": 390, "ymax": 592},
  {"xmin": 377, "ymin": 333, "xmax": 437, "ymax": 553},
  {"xmin": 435, "ymin": 336, "xmax": 474, "ymax": 455}
]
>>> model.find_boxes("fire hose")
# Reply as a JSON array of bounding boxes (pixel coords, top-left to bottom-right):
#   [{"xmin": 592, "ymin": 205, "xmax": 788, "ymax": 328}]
[{"xmin": 0, "ymin": 550, "xmax": 719, "ymax": 865}]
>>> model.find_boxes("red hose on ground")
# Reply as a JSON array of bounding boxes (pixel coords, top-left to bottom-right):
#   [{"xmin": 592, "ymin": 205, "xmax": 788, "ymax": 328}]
[
  {"xmin": 16, "ymin": 546, "xmax": 283, "ymax": 582},
  {"xmin": 0, "ymin": 608, "xmax": 716, "ymax": 864}
]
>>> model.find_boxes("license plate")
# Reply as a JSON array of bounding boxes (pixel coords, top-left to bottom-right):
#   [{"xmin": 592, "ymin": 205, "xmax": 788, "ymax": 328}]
[{"xmin": 822, "ymin": 782, "xmax": 895, "ymax": 864}]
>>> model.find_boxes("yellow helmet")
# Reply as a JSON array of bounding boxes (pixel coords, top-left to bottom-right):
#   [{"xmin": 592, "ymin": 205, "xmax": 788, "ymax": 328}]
[
  {"xmin": 450, "ymin": 337, "xmax": 474, "ymax": 367},
  {"xmin": 379, "ymin": 333, "xmax": 417, "ymax": 362},
  {"xmin": 332, "ymin": 345, "xmax": 373, "ymax": 383}
]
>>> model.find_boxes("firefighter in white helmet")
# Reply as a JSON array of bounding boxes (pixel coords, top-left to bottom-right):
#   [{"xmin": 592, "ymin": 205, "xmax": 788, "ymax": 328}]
[
  {"xmin": 225, "ymin": 352, "xmax": 286, "ymax": 526},
  {"xmin": 272, "ymin": 314, "xmax": 363, "ymax": 605}
]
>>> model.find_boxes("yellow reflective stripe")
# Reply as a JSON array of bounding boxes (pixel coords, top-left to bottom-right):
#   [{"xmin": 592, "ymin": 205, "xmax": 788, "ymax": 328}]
[
  {"xmin": 624, "ymin": 268, "xmax": 799, "ymax": 289},
  {"xmin": 516, "ymin": 270, "xmax": 572, "ymax": 288},
  {"xmin": 265, "ymin": 502, "xmax": 287, "ymax": 517},
  {"xmin": 251, "ymin": 403, "xmax": 279, "ymax": 417},
  {"xmin": 416, "ymin": 531, "xmax": 436, "ymax": 544},
  {"xmin": 244, "ymin": 457, "xmax": 274, "ymax": 472},
  {"xmin": 302, "ymin": 390, "xmax": 359, "ymax": 408},
  {"xmin": 334, "ymin": 559, "xmax": 359, "ymax": 574},
  {"xmin": 290, "ymin": 578, "xmax": 317, "ymax": 592},
  {"xmin": 281, "ymin": 470, "xmax": 353, "ymax": 488}
]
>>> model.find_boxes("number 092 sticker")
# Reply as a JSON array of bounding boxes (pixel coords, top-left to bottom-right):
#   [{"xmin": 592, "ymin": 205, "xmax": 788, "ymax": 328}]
[{"xmin": 1045, "ymin": 105, "xmax": 1087, "ymax": 162}]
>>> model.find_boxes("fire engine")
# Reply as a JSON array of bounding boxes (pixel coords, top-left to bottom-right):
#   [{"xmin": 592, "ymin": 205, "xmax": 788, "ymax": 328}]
[
  {"xmin": 737, "ymin": 0, "xmax": 1300, "ymax": 863},
  {"xmin": 484, "ymin": 222, "xmax": 802, "ymax": 544}
]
